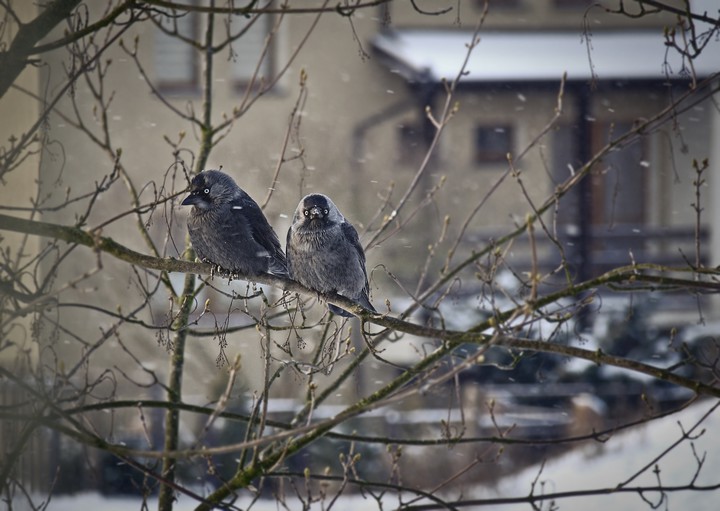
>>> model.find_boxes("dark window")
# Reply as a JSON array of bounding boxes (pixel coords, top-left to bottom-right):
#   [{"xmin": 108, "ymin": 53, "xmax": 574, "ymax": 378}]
[
  {"xmin": 552, "ymin": 123, "xmax": 580, "ymax": 224},
  {"xmin": 154, "ymin": 7, "xmax": 200, "ymax": 93},
  {"xmin": 231, "ymin": 12, "xmax": 278, "ymax": 90},
  {"xmin": 553, "ymin": 120, "xmax": 646, "ymax": 227},
  {"xmin": 589, "ymin": 121, "xmax": 646, "ymax": 227},
  {"xmin": 477, "ymin": 0, "xmax": 522, "ymax": 8},
  {"xmin": 397, "ymin": 122, "xmax": 424, "ymax": 166},
  {"xmin": 475, "ymin": 125, "xmax": 513, "ymax": 164},
  {"xmin": 553, "ymin": 120, "xmax": 648, "ymax": 277},
  {"xmin": 553, "ymin": 0, "xmax": 594, "ymax": 9}
]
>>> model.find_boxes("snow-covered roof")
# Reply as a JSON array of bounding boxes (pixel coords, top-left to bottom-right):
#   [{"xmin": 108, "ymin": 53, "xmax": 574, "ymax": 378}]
[{"xmin": 371, "ymin": 29, "xmax": 720, "ymax": 84}]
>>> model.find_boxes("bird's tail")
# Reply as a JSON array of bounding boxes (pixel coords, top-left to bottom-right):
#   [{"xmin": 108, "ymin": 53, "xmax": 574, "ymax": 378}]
[
  {"xmin": 328, "ymin": 304, "xmax": 354, "ymax": 317},
  {"xmin": 359, "ymin": 292, "xmax": 376, "ymax": 314},
  {"xmin": 268, "ymin": 256, "xmax": 289, "ymax": 278},
  {"xmin": 328, "ymin": 292, "xmax": 375, "ymax": 317}
]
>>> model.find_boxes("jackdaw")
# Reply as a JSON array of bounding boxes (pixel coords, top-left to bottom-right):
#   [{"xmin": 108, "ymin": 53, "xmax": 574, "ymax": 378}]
[
  {"xmin": 181, "ymin": 169, "xmax": 288, "ymax": 277},
  {"xmin": 287, "ymin": 193, "xmax": 375, "ymax": 317}
]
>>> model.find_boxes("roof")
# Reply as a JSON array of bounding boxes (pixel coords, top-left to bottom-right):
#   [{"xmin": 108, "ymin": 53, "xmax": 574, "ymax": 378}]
[{"xmin": 371, "ymin": 29, "xmax": 720, "ymax": 84}]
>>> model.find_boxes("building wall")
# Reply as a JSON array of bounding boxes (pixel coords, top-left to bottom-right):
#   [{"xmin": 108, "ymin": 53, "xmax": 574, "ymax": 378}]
[
  {"xmin": 0, "ymin": 1, "xmax": 47, "ymax": 493},
  {"xmin": 0, "ymin": 3, "xmax": 40, "ymax": 369}
]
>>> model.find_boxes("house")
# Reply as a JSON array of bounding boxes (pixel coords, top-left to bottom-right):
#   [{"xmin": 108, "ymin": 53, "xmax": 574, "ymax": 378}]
[{"xmin": 17, "ymin": 0, "xmax": 715, "ymax": 305}]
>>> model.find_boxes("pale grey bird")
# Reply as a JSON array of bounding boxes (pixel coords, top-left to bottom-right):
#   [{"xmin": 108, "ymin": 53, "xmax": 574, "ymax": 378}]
[
  {"xmin": 181, "ymin": 170, "xmax": 288, "ymax": 277},
  {"xmin": 286, "ymin": 193, "xmax": 375, "ymax": 317}
]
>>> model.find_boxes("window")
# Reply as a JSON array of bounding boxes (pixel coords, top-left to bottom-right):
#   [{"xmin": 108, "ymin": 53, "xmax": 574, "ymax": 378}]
[
  {"xmin": 552, "ymin": 123, "xmax": 580, "ymax": 224},
  {"xmin": 154, "ymin": 8, "xmax": 199, "ymax": 93},
  {"xmin": 230, "ymin": 13, "xmax": 277, "ymax": 90},
  {"xmin": 590, "ymin": 121, "xmax": 646, "ymax": 227},
  {"xmin": 477, "ymin": 0, "xmax": 521, "ymax": 9},
  {"xmin": 553, "ymin": 0, "xmax": 594, "ymax": 9},
  {"xmin": 553, "ymin": 121, "xmax": 648, "ymax": 277},
  {"xmin": 553, "ymin": 121, "xmax": 646, "ymax": 227},
  {"xmin": 396, "ymin": 122, "xmax": 425, "ymax": 166},
  {"xmin": 474, "ymin": 125, "xmax": 513, "ymax": 164}
]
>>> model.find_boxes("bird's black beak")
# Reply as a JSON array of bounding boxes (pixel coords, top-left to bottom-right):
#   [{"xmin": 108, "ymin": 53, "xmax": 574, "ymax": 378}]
[
  {"xmin": 309, "ymin": 206, "xmax": 323, "ymax": 219},
  {"xmin": 181, "ymin": 193, "xmax": 200, "ymax": 206}
]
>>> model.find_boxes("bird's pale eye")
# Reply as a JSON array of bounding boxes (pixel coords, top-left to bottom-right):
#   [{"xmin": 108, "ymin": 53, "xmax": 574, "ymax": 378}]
[
  {"xmin": 203, "ymin": 188, "xmax": 210, "ymax": 195},
  {"xmin": 323, "ymin": 209, "xmax": 329, "ymax": 215},
  {"xmin": 304, "ymin": 210, "xmax": 309, "ymax": 216}
]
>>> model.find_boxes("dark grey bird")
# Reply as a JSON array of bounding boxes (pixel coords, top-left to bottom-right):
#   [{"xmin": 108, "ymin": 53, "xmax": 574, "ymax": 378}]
[
  {"xmin": 286, "ymin": 193, "xmax": 375, "ymax": 317},
  {"xmin": 181, "ymin": 169, "xmax": 288, "ymax": 277}
]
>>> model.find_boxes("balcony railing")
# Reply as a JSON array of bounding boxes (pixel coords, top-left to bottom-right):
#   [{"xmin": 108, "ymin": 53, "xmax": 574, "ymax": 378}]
[{"xmin": 467, "ymin": 223, "xmax": 709, "ymax": 280}]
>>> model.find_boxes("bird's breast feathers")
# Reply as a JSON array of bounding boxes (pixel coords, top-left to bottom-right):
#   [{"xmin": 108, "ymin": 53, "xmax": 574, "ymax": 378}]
[{"xmin": 292, "ymin": 223, "xmax": 342, "ymax": 249}]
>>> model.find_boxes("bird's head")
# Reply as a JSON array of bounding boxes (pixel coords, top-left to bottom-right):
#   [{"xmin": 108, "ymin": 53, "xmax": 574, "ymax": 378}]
[
  {"xmin": 293, "ymin": 193, "xmax": 344, "ymax": 229},
  {"xmin": 181, "ymin": 170, "xmax": 238, "ymax": 210}
]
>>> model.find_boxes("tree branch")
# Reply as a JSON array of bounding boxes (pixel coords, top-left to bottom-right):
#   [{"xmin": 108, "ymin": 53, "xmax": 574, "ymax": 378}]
[
  {"xmin": 0, "ymin": 0, "xmax": 82, "ymax": 98},
  {"xmin": 2, "ymin": 211, "xmax": 719, "ymax": 403}
]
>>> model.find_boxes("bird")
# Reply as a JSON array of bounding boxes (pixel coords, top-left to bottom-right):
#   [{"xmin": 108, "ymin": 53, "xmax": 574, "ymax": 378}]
[
  {"xmin": 181, "ymin": 169, "xmax": 288, "ymax": 277},
  {"xmin": 286, "ymin": 193, "xmax": 375, "ymax": 317}
]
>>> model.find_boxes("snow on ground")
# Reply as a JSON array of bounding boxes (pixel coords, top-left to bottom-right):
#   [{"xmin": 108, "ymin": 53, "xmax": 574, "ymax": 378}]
[
  {"xmin": 23, "ymin": 402, "xmax": 720, "ymax": 510},
  {"xmin": 470, "ymin": 400, "xmax": 720, "ymax": 510}
]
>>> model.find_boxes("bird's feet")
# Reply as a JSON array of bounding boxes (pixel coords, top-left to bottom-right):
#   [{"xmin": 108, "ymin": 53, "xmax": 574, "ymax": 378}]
[{"xmin": 202, "ymin": 259, "xmax": 222, "ymax": 279}]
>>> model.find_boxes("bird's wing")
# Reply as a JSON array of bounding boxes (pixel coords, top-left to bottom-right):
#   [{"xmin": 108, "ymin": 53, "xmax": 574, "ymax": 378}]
[
  {"xmin": 231, "ymin": 193, "xmax": 287, "ymax": 267},
  {"xmin": 341, "ymin": 221, "xmax": 376, "ymax": 312},
  {"xmin": 341, "ymin": 222, "xmax": 365, "ymax": 264},
  {"xmin": 285, "ymin": 226, "xmax": 294, "ymax": 275},
  {"xmin": 341, "ymin": 221, "xmax": 369, "ymax": 282}
]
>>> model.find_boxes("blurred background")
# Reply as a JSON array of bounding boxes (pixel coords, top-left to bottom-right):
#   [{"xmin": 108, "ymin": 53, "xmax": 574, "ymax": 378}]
[{"xmin": 1, "ymin": 0, "xmax": 720, "ymax": 509}]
